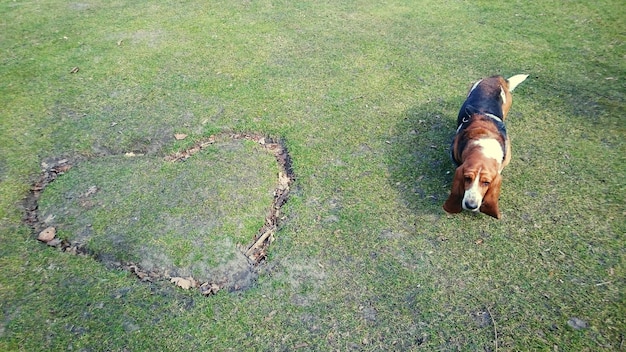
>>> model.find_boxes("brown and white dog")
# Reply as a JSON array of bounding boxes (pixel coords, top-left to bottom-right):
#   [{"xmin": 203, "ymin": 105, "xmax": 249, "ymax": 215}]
[{"xmin": 443, "ymin": 74, "xmax": 528, "ymax": 219}]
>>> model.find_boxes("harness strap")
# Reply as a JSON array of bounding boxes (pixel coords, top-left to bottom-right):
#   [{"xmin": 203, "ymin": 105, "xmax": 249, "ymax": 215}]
[{"xmin": 451, "ymin": 113, "xmax": 508, "ymax": 167}]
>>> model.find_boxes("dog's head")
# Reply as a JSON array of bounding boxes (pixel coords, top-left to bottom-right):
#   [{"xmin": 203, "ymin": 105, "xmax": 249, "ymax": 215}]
[{"xmin": 443, "ymin": 154, "xmax": 503, "ymax": 219}]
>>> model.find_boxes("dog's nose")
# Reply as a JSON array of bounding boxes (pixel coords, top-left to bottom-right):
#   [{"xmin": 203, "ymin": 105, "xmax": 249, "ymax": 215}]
[{"xmin": 464, "ymin": 201, "xmax": 479, "ymax": 211}]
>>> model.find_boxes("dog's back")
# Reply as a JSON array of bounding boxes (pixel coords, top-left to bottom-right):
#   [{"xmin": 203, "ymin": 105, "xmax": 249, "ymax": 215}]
[{"xmin": 457, "ymin": 75, "xmax": 508, "ymax": 125}]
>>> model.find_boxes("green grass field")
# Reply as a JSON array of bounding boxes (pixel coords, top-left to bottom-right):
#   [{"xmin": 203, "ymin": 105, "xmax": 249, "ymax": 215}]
[{"xmin": 1, "ymin": 0, "xmax": 624, "ymax": 350}]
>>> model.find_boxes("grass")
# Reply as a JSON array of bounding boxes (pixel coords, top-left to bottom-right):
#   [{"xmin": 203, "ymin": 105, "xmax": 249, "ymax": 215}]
[
  {"xmin": 36, "ymin": 137, "xmax": 278, "ymax": 281},
  {"xmin": 1, "ymin": 0, "xmax": 624, "ymax": 350}
]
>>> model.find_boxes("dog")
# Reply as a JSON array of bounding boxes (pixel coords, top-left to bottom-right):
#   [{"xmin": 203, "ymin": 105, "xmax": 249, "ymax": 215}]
[{"xmin": 443, "ymin": 74, "xmax": 528, "ymax": 219}]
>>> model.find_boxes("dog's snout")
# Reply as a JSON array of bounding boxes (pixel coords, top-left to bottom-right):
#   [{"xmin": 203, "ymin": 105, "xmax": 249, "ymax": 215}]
[
  {"xmin": 464, "ymin": 200, "xmax": 479, "ymax": 211},
  {"xmin": 463, "ymin": 178, "xmax": 482, "ymax": 212}
]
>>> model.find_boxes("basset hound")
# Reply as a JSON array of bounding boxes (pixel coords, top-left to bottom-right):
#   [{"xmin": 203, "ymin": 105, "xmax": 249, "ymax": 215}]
[{"xmin": 443, "ymin": 74, "xmax": 528, "ymax": 219}]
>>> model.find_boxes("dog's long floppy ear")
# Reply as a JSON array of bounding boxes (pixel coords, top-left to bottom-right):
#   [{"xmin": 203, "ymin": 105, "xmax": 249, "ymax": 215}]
[
  {"xmin": 443, "ymin": 166, "xmax": 465, "ymax": 214},
  {"xmin": 507, "ymin": 74, "xmax": 529, "ymax": 92},
  {"xmin": 480, "ymin": 174, "xmax": 502, "ymax": 219}
]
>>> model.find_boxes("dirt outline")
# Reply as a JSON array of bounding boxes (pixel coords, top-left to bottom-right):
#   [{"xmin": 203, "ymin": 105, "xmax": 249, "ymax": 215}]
[{"xmin": 22, "ymin": 132, "xmax": 295, "ymax": 295}]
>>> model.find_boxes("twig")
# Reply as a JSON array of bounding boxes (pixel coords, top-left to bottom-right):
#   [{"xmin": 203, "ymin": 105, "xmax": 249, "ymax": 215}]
[
  {"xmin": 595, "ymin": 281, "xmax": 612, "ymax": 286},
  {"xmin": 245, "ymin": 226, "xmax": 275, "ymax": 257},
  {"xmin": 486, "ymin": 305, "xmax": 498, "ymax": 352}
]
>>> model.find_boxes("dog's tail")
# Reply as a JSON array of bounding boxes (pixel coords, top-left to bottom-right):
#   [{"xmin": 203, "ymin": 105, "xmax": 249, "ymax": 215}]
[{"xmin": 507, "ymin": 74, "xmax": 529, "ymax": 92}]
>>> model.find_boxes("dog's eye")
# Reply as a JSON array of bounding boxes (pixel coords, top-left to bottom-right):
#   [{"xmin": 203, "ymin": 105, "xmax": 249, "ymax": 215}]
[
  {"xmin": 482, "ymin": 181, "xmax": 490, "ymax": 187},
  {"xmin": 464, "ymin": 176, "xmax": 472, "ymax": 183}
]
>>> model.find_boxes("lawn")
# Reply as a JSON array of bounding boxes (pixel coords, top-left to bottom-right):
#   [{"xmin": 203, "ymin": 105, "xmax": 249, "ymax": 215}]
[{"xmin": 1, "ymin": 0, "xmax": 624, "ymax": 350}]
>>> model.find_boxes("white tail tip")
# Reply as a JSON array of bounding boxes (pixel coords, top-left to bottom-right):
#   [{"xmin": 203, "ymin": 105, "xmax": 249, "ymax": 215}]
[{"xmin": 507, "ymin": 74, "xmax": 529, "ymax": 92}]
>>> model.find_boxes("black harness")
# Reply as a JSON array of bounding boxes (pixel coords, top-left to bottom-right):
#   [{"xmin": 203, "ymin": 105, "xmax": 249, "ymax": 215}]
[{"xmin": 451, "ymin": 111, "xmax": 508, "ymax": 167}]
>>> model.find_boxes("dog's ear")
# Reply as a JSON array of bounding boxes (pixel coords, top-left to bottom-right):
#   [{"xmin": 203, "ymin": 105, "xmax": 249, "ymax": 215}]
[
  {"xmin": 443, "ymin": 166, "xmax": 464, "ymax": 214},
  {"xmin": 480, "ymin": 174, "xmax": 502, "ymax": 219}
]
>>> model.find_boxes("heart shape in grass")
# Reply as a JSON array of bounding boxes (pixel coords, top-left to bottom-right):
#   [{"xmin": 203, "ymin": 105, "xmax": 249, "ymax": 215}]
[{"xmin": 25, "ymin": 134, "xmax": 293, "ymax": 294}]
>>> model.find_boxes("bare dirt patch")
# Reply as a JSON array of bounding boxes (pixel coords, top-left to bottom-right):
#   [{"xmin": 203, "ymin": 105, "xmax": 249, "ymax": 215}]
[{"xmin": 23, "ymin": 133, "xmax": 294, "ymax": 295}]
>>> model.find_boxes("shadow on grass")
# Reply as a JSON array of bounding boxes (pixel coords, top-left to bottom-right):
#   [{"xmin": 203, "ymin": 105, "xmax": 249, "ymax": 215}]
[{"xmin": 386, "ymin": 99, "xmax": 458, "ymax": 216}]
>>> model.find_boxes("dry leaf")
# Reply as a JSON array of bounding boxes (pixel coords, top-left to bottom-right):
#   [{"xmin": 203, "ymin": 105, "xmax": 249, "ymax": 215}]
[
  {"xmin": 174, "ymin": 133, "xmax": 188, "ymax": 140},
  {"xmin": 278, "ymin": 172, "xmax": 290, "ymax": 190},
  {"xmin": 200, "ymin": 282, "xmax": 221, "ymax": 295},
  {"xmin": 170, "ymin": 277, "xmax": 196, "ymax": 290},
  {"xmin": 46, "ymin": 238, "xmax": 62, "ymax": 247},
  {"xmin": 38, "ymin": 227, "xmax": 56, "ymax": 242},
  {"xmin": 84, "ymin": 185, "xmax": 98, "ymax": 197},
  {"xmin": 188, "ymin": 276, "xmax": 197, "ymax": 287},
  {"xmin": 53, "ymin": 164, "xmax": 72, "ymax": 173},
  {"xmin": 170, "ymin": 277, "xmax": 192, "ymax": 290}
]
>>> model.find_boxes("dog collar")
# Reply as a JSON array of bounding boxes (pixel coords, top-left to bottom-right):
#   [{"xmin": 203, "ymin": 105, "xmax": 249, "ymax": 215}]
[
  {"xmin": 453, "ymin": 112, "xmax": 508, "ymax": 167},
  {"xmin": 456, "ymin": 112, "xmax": 503, "ymax": 132},
  {"xmin": 483, "ymin": 113, "xmax": 503, "ymax": 123}
]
